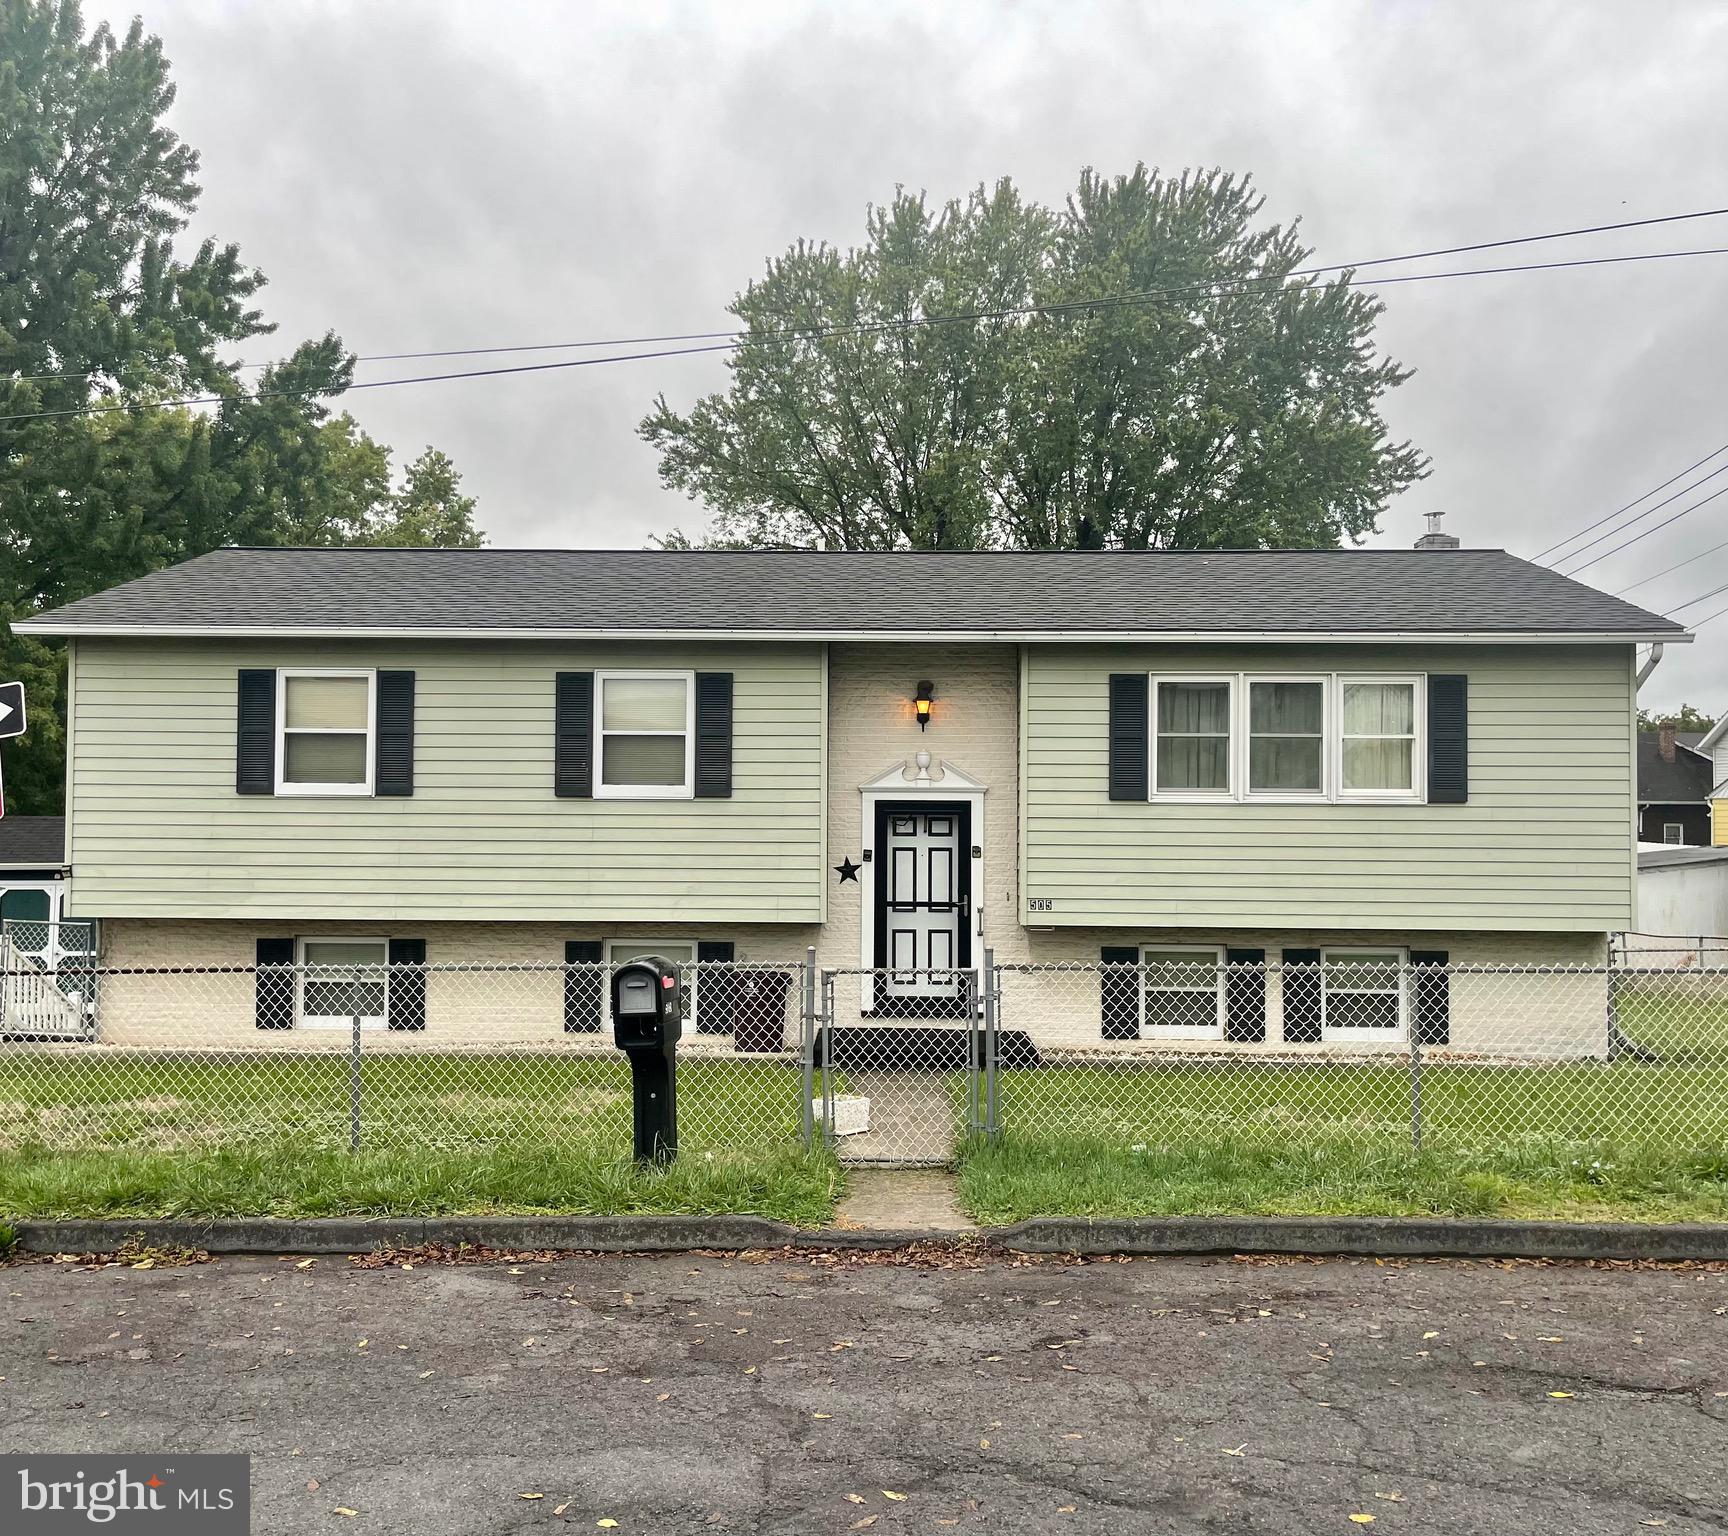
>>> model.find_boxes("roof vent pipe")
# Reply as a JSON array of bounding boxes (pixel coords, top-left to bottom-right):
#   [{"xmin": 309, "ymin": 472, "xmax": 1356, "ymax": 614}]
[{"xmin": 1414, "ymin": 511, "xmax": 1461, "ymax": 550}]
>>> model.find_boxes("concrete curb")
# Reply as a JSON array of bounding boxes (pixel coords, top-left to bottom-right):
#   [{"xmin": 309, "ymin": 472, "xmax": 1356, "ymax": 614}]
[
  {"xmin": 991, "ymin": 1215, "xmax": 1728, "ymax": 1261},
  {"xmin": 11, "ymin": 1213, "xmax": 1728, "ymax": 1263}
]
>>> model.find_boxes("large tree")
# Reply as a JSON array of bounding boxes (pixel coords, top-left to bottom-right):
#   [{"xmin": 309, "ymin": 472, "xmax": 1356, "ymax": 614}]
[
  {"xmin": 643, "ymin": 167, "xmax": 1427, "ymax": 550},
  {"xmin": 0, "ymin": 1, "xmax": 481, "ymax": 814}
]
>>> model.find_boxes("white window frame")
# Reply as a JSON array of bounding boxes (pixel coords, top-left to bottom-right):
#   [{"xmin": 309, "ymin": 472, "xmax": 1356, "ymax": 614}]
[
  {"xmin": 1663, "ymin": 822, "xmax": 1685, "ymax": 845},
  {"xmin": 593, "ymin": 670, "xmax": 696, "ymax": 800},
  {"xmin": 1320, "ymin": 945, "xmax": 1408, "ymax": 1044},
  {"xmin": 603, "ymin": 938, "xmax": 698, "ymax": 1025},
  {"xmin": 1138, "ymin": 942, "xmax": 1226, "ymax": 1039},
  {"xmin": 1335, "ymin": 674, "xmax": 1425, "ymax": 803},
  {"xmin": 1241, "ymin": 674, "xmax": 1330, "ymax": 801},
  {"xmin": 275, "ymin": 668, "xmax": 376, "ymax": 797},
  {"xmin": 295, "ymin": 935, "xmax": 389, "ymax": 1030},
  {"xmin": 1150, "ymin": 675, "xmax": 1237, "ymax": 801}
]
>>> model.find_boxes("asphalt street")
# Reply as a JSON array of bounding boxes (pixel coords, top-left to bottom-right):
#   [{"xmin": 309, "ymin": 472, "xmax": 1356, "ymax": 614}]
[{"xmin": 3, "ymin": 1244, "xmax": 1725, "ymax": 1534}]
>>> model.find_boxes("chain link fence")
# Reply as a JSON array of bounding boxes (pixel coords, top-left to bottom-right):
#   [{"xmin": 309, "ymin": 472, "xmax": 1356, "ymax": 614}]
[{"xmin": 5, "ymin": 936, "xmax": 1728, "ymax": 1172}]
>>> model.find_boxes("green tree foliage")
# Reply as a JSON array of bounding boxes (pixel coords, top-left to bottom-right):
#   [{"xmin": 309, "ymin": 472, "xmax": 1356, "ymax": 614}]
[
  {"xmin": 1637, "ymin": 703, "xmax": 1718, "ymax": 734},
  {"xmin": 0, "ymin": 1, "xmax": 481, "ymax": 813},
  {"xmin": 643, "ymin": 167, "xmax": 1427, "ymax": 550}
]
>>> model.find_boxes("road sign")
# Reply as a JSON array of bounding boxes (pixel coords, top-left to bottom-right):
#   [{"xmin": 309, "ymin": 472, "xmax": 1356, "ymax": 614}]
[{"xmin": 0, "ymin": 681, "xmax": 22, "ymax": 740}]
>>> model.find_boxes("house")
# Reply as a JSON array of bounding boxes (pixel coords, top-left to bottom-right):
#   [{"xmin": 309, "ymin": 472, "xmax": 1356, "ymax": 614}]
[
  {"xmin": 1635, "ymin": 726, "xmax": 1713, "ymax": 846},
  {"xmin": 1697, "ymin": 717, "xmax": 1728, "ymax": 848},
  {"xmin": 0, "ymin": 814, "xmax": 96, "ymax": 1038},
  {"xmin": 13, "ymin": 539, "xmax": 1687, "ymax": 1056},
  {"xmin": 1630, "ymin": 845, "xmax": 1728, "ymax": 965}
]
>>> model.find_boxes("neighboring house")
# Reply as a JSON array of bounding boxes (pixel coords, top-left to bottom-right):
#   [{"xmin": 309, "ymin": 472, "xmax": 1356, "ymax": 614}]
[
  {"xmin": 0, "ymin": 814, "xmax": 71, "ymax": 934},
  {"xmin": 0, "ymin": 814, "xmax": 95, "ymax": 1038},
  {"xmin": 1697, "ymin": 717, "xmax": 1728, "ymax": 848},
  {"xmin": 1636, "ymin": 726, "xmax": 1713, "ymax": 846},
  {"xmin": 14, "ymin": 539, "xmax": 1687, "ymax": 1054},
  {"xmin": 1631, "ymin": 845, "xmax": 1728, "ymax": 966}
]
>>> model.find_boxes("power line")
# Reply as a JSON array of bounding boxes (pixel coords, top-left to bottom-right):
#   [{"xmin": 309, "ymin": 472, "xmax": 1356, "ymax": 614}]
[
  {"xmin": 1561, "ymin": 480, "xmax": 1728, "ymax": 578},
  {"xmin": 1613, "ymin": 534, "xmax": 1728, "ymax": 596},
  {"xmin": 1668, "ymin": 575, "xmax": 1728, "ymax": 613},
  {"xmin": 1687, "ymin": 601, "xmax": 1728, "ymax": 630},
  {"xmin": 1534, "ymin": 438, "xmax": 1728, "ymax": 563},
  {"xmin": 1551, "ymin": 457, "xmax": 1728, "ymax": 572},
  {"xmin": 8, "ymin": 242, "xmax": 1728, "ymax": 427},
  {"xmin": 16, "ymin": 202, "xmax": 1728, "ymax": 383}
]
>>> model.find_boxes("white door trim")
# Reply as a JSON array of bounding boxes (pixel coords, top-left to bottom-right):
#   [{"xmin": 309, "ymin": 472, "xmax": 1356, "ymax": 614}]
[{"xmin": 858, "ymin": 755, "xmax": 986, "ymax": 1014}]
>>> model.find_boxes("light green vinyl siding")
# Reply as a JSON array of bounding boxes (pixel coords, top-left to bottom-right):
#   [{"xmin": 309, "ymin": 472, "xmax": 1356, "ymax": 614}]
[
  {"xmin": 1021, "ymin": 643, "xmax": 1634, "ymax": 932},
  {"xmin": 67, "ymin": 639, "xmax": 825, "ymax": 923}
]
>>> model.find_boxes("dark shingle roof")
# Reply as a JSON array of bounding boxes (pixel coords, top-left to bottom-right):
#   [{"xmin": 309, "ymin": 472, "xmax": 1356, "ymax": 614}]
[
  {"xmin": 0, "ymin": 816, "xmax": 66, "ymax": 868},
  {"xmin": 1638, "ymin": 732, "xmax": 1715, "ymax": 804},
  {"xmin": 14, "ymin": 546, "xmax": 1686, "ymax": 638}
]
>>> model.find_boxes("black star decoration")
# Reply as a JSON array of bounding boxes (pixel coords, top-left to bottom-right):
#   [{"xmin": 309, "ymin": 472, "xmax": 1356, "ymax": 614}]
[{"xmin": 834, "ymin": 856, "xmax": 861, "ymax": 883}]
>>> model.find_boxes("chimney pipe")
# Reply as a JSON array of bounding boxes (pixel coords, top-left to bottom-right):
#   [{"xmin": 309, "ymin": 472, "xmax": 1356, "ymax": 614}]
[{"xmin": 1415, "ymin": 511, "xmax": 1461, "ymax": 551}]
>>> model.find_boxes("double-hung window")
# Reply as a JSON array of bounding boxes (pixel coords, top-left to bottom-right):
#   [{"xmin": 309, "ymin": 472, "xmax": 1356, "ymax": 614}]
[
  {"xmin": 1320, "ymin": 947, "xmax": 1407, "ymax": 1043},
  {"xmin": 1339, "ymin": 677, "xmax": 1421, "ymax": 798},
  {"xmin": 595, "ymin": 672, "xmax": 695, "ymax": 798},
  {"xmin": 1154, "ymin": 678, "xmax": 1233, "ymax": 796},
  {"xmin": 1246, "ymin": 679, "xmax": 1326, "ymax": 797},
  {"xmin": 1140, "ymin": 944, "xmax": 1226, "ymax": 1038},
  {"xmin": 276, "ymin": 670, "xmax": 374, "ymax": 795},
  {"xmin": 1663, "ymin": 823, "xmax": 1686, "ymax": 845}
]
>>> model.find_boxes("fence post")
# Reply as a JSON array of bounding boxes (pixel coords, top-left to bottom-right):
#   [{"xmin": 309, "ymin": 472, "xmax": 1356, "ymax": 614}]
[
  {"xmin": 1407, "ymin": 966, "xmax": 1423, "ymax": 1154},
  {"xmin": 983, "ymin": 947, "xmax": 999, "ymax": 1139},
  {"xmin": 801, "ymin": 947, "xmax": 816, "ymax": 1148},
  {"xmin": 349, "ymin": 1010, "xmax": 363, "ymax": 1152},
  {"xmin": 820, "ymin": 970, "xmax": 836, "ymax": 1148}
]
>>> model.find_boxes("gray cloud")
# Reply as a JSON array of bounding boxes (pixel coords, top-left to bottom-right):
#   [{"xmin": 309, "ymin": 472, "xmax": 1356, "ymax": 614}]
[{"xmin": 92, "ymin": 0, "xmax": 1727, "ymax": 707}]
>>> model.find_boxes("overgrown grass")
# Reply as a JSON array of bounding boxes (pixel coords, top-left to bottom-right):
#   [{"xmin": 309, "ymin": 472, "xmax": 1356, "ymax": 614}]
[
  {"xmin": 0, "ymin": 1053, "xmax": 843, "ymax": 1223},
  {"xmin": 959, "ymin": 1130, "xmax": 1728, "ymax": 1224},
  {"xmin": 0, "ymin": 1142, "xmax": 842, "ymax": 1225}
]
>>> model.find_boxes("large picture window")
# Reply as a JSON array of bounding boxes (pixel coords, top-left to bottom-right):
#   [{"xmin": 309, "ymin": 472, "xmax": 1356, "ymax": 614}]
[
  {"xmin": 1320, "ymin": 947, "xmax": 1407, "ymax": 1043},
  {"xmin": 1154, "ymin": 678, "xmax": 1233, "ymax": 795},
  {"xmin": 1247, "ymin": 679, "xmax": 1326, "ymax": 796},
  {"xmin": 595, "ymin": 672, "xmax": 694, "ymax": 798},
  {"xmin": 1339, "ymin": 678, "xmax": 1420, "ymax": 797},
  {"xmin": 276, "ymin": 670, "xmax": 374, "ymax": 795}
]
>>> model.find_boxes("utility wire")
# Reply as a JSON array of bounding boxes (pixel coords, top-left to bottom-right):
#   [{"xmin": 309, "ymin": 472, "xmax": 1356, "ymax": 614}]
[
  {"xmin": 7, "ymin": 243, "xmax": 1728, "ymax": 427},
  {"xmin": 1686, "ymin": 600, "xmax": 1728, "ymax": 630},
  {"xmin": 15, "ymin": 202, "xmax": 1728, "ymax": 383},
  {"xmin": 1534, "ymin": 438, "xmax": 1728, "ymax": 563},
  {"xmin": 1551, "ymin": 457, "xmax": 1728, "ymax": 571},
  {"xmin": 1613, "ymin": 534, "xmax": 1728, "ymax": 596},
  {"xmin": 1562, "ymin": 480, "xmax": 1728, "ymax": 578},
  {"xmin": 1668, "ymin": 575, "xmax": 1728, "ymax": 613}
]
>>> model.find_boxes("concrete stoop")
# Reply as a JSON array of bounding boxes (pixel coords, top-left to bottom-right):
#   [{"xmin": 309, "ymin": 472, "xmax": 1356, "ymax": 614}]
[{"xmin": 13, "ymin": 1212, "xmax": 1728, "ymax": 1263}]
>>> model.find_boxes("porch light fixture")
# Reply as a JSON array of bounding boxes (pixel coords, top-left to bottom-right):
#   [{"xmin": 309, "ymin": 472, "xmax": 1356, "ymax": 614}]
[{"xmin": 914, "ymin": 680, "xmax": 934, "ymax": 730}]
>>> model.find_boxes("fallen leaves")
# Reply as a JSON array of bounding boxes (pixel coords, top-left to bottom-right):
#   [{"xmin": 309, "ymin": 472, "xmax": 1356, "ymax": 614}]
[
  {"xmin": 1349, "ymin": 1516, "xmax": 1376, "ymax": 1526},
  {"xmin": 520, "ymin": 1493, "xmax": 544, "ymax": 1501},
  {"xmin": 850, "ymin": 1518, "xmax": 878, "ymax": 1531},
  {"xmin": 597, "ymin": 1521, "xmax": 618, "ymax": 1530},
  {"xmin": 333, "ymin": 1508, "xmax": 357, "ymax": 1519},
  {"xmin": 1218, "ymin": 1445, "xmax": 1247, "ymax": 1457},
  {"xmin": 882, "ymin": 1490, "xmax": 907, "ymax": 1501},
  {"xmin": 1548, "ymin": 1390, "xmax": 1576, "ymax": 1399}
]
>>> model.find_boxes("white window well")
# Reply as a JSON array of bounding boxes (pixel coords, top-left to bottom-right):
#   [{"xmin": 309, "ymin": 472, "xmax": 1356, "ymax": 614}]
[
  {"xmin": 1338, "ymin": 677, "xmax": 1422, "ymax": 799},
  {"xmin": 595, "ymin": 672, "xmax": 695, "ymax": 798},
  {"xmin": 1246, "ymin": 678, "xmax": 1327, "ymax": 797},
  {"xmin": 276, "ymin": 670, "xmax": 374, "ymax": 795},
  {"xmin": 1320, "ymin": 947, "xmax": 1407, "ymax": 1043},
  {"xmin": 296, "ymin": 937, "xmax": 388, "ymax": 1029},
  {"xmin": 605, "ymin": 939, "xmax": 696, "ymax": 1025},
  {"xmin": 1139, "ymin": 944, "xmax": 1226, "ymax": 1038},
  {"xmin": 1153, "ymin": 677, "xmax": 1234, "ymax": 797}
]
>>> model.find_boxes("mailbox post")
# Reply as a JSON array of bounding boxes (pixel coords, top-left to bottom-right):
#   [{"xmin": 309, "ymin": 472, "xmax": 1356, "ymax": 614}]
[{"xmin": 611, "ymin": 957, "xmax": 682, "ymax": 1163}]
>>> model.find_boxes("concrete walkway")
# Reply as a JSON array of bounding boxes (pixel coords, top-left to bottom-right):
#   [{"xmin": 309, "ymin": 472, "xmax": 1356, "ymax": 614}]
[
  {"xmin": 832, "ymin": 1069, "xmax": 958, "ymax": 1164},
  {"xmin": 835, "ymin": 1168, "xmax": 976, "ymax": 1232}
]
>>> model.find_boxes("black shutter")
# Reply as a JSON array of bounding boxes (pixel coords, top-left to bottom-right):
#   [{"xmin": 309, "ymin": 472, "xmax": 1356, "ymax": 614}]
[
  {"xmin": 696, "ymin": 939, "xmax": 735, "ymax": 1034},
  {"xmin": 387, "ymin": 938, "xmax": 427, "ymax": 1030},
  {"xmin": 375, "ymin": 671, "xmax": 416, "ymax": 797},
  {"xmin": 1100, "ymin": 945, "xmax": 1140, "ymax": 1040},
  {"xmin": 236, "ymin": 670, "xmax": 277, "ymax": 795},
  {"xmin": 555, "ymin": 672, "xmax": 595, "ymax": 798},
  {"xmin": 1224, "ymin": 946, "xmax": 1267, "ymax": 1043},
  {"xmin": 1281, "ymin": 947, "xmax": 1323, "ymax": 1043},
  {"xmin": 1108, "ymin": 675, "xmax": 1149, "ymax": 802},
  {"xmin": 1411, "ymin": 949, "xmax": 1450, "ymax": 1046},
  {"xmin": 694, "ymin": 673, "xmax": 734, "ymax": 799},
  {"xmin": 1427, "ymin": 675, "xmax": 1468, "ymax": 804},
  {"xmin": 255, "ymin": 936, "xmax": 294, "ymax": 1029},
  {"xmin": 563, "ymin": 939, "xmax": 604, "ymax": 1032}
]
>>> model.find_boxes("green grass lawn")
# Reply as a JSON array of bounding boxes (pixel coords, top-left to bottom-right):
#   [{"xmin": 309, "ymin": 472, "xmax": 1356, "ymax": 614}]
[{"xmin": 0, "ymin": 1052, "xmax": 842, "ymax": 1223}]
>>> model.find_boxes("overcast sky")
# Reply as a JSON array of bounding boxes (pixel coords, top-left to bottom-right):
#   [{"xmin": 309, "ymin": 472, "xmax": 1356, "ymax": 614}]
[{"xmin": 91, "ymin": 0, "xmax": 1726, "ymax": 710}]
